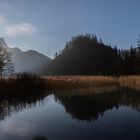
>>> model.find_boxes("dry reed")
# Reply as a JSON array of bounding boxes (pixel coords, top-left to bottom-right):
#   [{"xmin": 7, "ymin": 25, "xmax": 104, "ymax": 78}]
[{"xmin": 43, "ymin": 75, "xmax": 140, "ymax": 92}]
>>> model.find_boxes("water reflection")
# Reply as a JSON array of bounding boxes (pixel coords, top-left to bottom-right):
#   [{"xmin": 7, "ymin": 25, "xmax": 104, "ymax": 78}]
[
  {"xmin": 0, "ymin": 88, "xmax": 140, "ymax": 140},
  {"xmin": 32, "ymin": 135, "xmax": 48, "ymax": 140},
  {"xmin": 0, "ymin": 93, "xmax": 47, "ymax": 122},
  {"xmin": 53, "ymin": 85, "xmax": 120, "ymax": 95},
  {"xmin": 0, "ymin": 88, "xmax": 140, "ymax": 123},
  {"xmin": 55, "ymin": 88, "xmax": 140, "ymax": 121}
]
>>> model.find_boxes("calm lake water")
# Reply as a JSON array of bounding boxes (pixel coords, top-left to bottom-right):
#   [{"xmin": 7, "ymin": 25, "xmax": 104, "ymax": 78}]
[{"xmin": 0, "ymin": 89, "xmax": 140, "ymax": 140}]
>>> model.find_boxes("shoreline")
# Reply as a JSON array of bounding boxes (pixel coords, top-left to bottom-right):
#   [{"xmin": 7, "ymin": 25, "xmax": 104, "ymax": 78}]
[
  {"xmin": 43, "ymin": 75, "xmax": 140, "ymax": 92},
  {"xmin": 0, "ymin": 75, "xmax": 140, "ymax": 97}
]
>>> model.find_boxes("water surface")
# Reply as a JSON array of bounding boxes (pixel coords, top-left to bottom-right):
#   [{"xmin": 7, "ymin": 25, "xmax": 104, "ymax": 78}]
[{"xmin": 0, "ymin": 89, "xmax": 140, "ymax": 140}]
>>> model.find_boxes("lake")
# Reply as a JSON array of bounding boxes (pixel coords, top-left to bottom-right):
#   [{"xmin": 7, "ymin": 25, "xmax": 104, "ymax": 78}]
[{"xmin": 0, "ymin": 88, "xmax": 140, "ymax": 140}]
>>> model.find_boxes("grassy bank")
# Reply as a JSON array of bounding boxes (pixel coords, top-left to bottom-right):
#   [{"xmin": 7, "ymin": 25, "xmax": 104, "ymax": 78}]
[
  {"xmin": 0, "ymin": 73, "xmax": 46, "ymax": 97},
  {"xmin": 43, "ymin": 75, "xmax": 140, "ymax": 92},
  {"xmin": 119, "ymin": 76, "xmax": 140, "ymax": 91},
  {"xmin": 0, "ymin": 75, "xmax": 140, "ymax": 97}
]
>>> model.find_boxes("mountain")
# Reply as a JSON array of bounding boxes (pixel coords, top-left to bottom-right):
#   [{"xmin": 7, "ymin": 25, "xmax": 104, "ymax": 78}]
[
  {"xmin": 45, "ymin": 34, "xmax": 121, "ymax": 75},
  {"xmin": 0, "ymin": 38, "xmax": 51, "ymax": 75}
]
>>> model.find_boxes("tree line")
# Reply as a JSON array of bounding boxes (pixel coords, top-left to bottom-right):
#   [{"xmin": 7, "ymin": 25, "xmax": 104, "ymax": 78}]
[
  {"xmin": 46, "ymin": 34, "xmax": 140, "ymax": 75},
  {"xmin": 0, "ymin": 35, "xmax": 140, "ymax": 76}
]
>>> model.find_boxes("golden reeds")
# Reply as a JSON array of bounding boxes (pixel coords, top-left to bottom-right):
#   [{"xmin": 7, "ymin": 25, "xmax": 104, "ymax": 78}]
[
  {"xmin": 119, "ymin": 76, "xmax": 140, "ymax": 91},
  {"xmin": 43, "ymin": 75, "xmax": 140, "ymax": 92}
]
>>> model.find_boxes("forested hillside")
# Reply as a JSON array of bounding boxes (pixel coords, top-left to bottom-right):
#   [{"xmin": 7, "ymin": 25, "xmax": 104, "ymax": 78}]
[{"xmin": 46, "ymin": 34, "xmax": 140, "ymax": 75}]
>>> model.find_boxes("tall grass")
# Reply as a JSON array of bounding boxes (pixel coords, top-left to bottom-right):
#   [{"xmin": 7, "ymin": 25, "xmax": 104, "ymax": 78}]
[
  {"xmin": 0, "ymin": 74, "xmax": 140, "ymax": 97},
  {"xmin": 0, "ymin": 73, "xmax": 46, "ymax": 97},
  {"xmin": 119, "ymin": 76, "xmax": 140, "ymax": 91},
  {"xmin": 43, "ymin": 76, "xmax": 119, "ymax": 90},
  {"xmin": 43, "ymin": 75, "xmax": 140, "ymax": 92}
]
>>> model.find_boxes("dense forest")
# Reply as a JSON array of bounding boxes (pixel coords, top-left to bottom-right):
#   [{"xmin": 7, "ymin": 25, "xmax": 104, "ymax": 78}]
[{"xmin": 45, "ymin": 34, "xmax": 140, "ymax": 75}]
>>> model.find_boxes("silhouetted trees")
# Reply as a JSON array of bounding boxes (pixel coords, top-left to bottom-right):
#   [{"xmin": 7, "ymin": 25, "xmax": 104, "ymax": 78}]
[
  {"xmin": 0, "ymin": 43, "xmax": 14, "ymax": 77},
  {"xmin": 117, "ymin": 46, "xmax": 140, "ymax": 75},
  {"xmin": 46, "ymin": 34, "xmax": 140, "ymax": 75}
]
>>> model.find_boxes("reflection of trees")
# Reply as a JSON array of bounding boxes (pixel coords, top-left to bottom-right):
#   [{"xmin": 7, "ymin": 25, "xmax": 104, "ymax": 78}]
[
  {"xmin": 0, "ymin": 88, "xmax": 140, "ymax": 123},
  {"xmin": 56, "ymin": 88, "xmax": 140, "ymax": 122},
  {"xmin": 0, "ymin": 73, "xmax": 47, "ymax": 122},
  {"xmin": 0, "ymin": 94, "xmax": 46, "ymax": 122}
]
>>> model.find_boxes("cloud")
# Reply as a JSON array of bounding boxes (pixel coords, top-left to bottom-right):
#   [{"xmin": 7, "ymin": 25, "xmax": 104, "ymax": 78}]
[
  {"xmin": 0, "ymin": 14, "xmax": 38, "ymax": 37},
  {"xmin": 0, "ymin": 15, "xmax": 7, "ymax": 24},
  {"xmin": 5, "ymin": 23, "xmax": 38, "ymax": 37}
]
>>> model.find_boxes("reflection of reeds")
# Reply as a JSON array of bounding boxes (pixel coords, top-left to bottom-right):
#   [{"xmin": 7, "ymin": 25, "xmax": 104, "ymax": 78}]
[{"xmin": 54, "ymin": 85, "xmax": 120, "ymax": 96}]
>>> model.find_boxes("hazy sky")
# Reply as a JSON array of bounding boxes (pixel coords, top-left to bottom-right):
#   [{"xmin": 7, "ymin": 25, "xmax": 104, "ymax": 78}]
[{"xmin": 0, "ymin": 0, "xmax": 140, "ymax": 58}]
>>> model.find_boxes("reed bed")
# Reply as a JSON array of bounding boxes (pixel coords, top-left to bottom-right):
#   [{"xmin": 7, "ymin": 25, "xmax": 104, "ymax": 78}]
[
  {"xmin": 43, "ymin": 76, "xmax": 119, "ymax": 90},
  {"xmin": 0, "ymin": 75, "xmax": 140, "ymax": 97},
  {"xmin": 0, "ymin": 73, "xmax": 46, "ymax": 97},
  {"xmin": 119, "ymin": 76, "xmax": 140, "ymax": 91},
  {"xmin": 43, "ymin": 75, "xmax": 140, "ymax": 92}
]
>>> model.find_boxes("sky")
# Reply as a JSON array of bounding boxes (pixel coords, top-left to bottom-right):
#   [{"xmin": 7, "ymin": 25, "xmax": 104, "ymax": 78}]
[{"xmin": 0, "ymin": 0, "xmax": 140, "ymax": 58}]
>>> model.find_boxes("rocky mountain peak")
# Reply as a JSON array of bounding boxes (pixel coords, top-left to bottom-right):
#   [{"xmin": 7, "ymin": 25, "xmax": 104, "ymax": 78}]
[{"xmin": 0, "ymin": 38, "xmax": 9, "ymax": 48}]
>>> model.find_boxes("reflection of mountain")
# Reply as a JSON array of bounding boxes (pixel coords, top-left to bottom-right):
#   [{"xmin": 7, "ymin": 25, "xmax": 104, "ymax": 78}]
[
  {"xmin": 56, "ymin": 89, "xmax": 140, "ymax": 122},
  {"xmin": 0, "ymin": 38, "xmax": 51, "ymax": 75}
]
